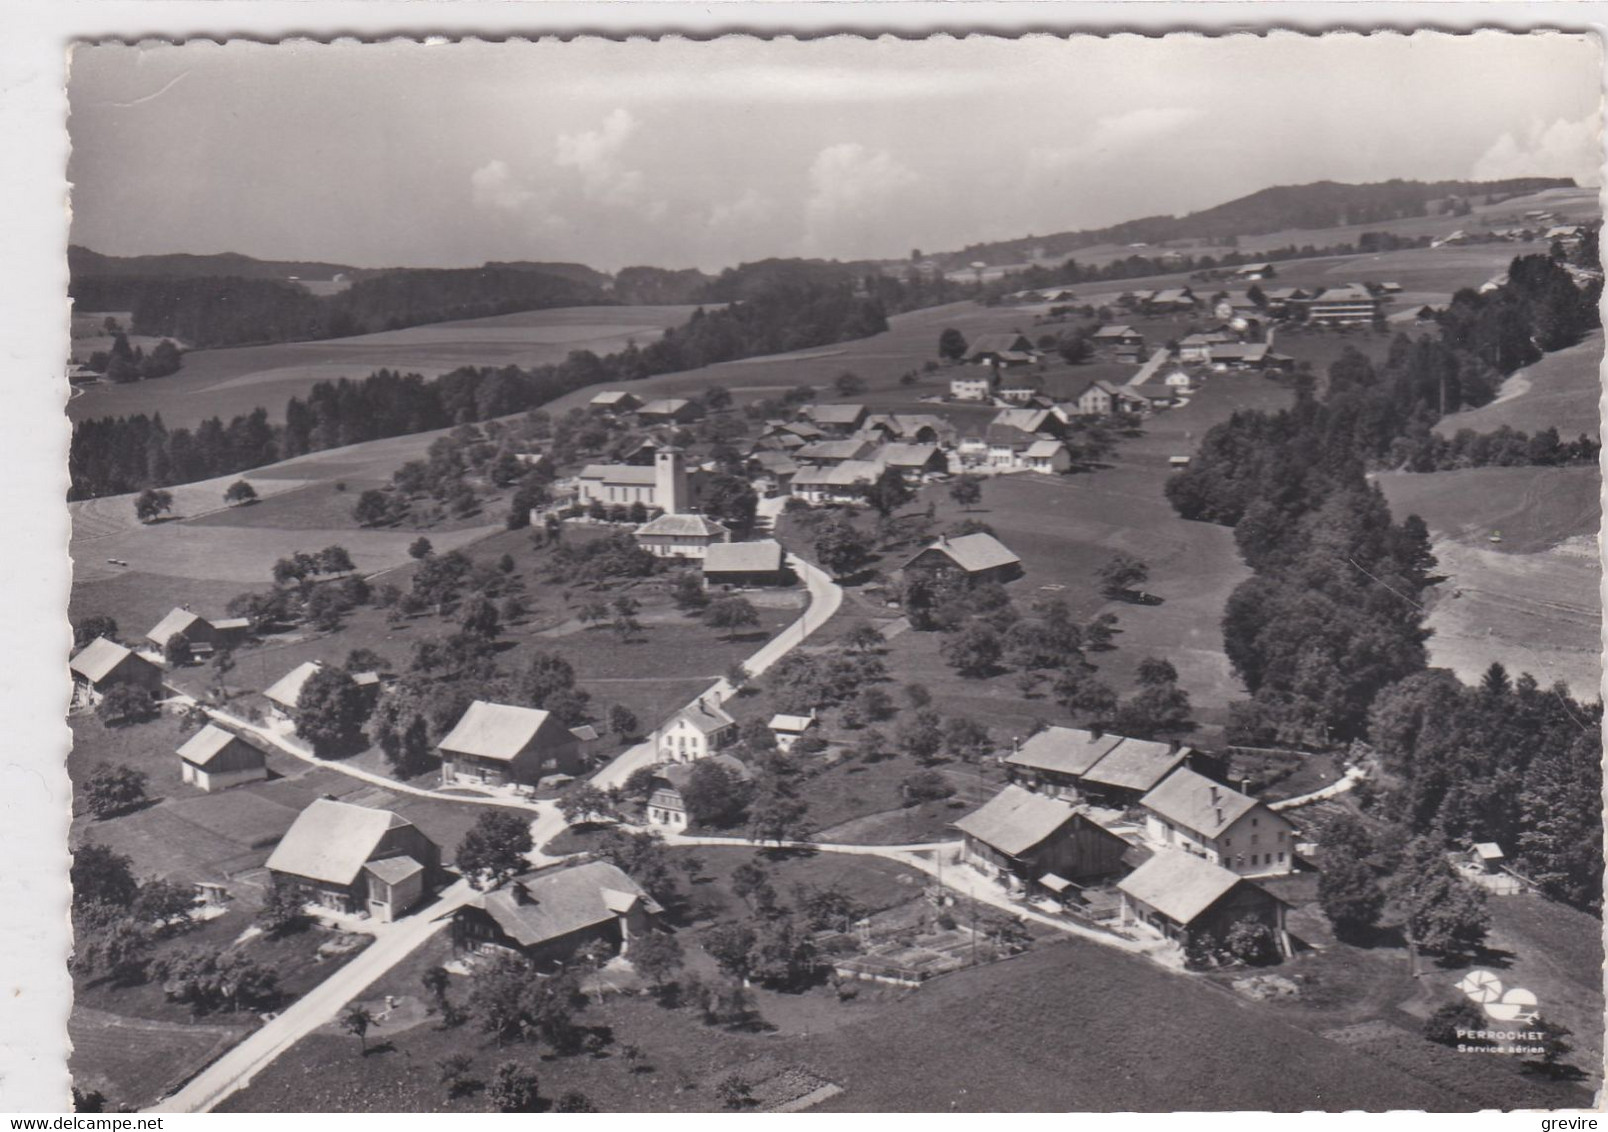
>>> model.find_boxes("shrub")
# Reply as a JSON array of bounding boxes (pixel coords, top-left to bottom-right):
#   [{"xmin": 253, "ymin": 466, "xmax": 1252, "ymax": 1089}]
[{"xmin": 1423, "ymin": 1000, "xmax": 1485, "ymax": 1046}]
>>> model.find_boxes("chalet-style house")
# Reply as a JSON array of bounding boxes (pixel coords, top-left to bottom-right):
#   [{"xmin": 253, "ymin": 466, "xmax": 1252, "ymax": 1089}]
[
  {"xmin": 1261, "ymin": 287, "xmax": 1311, "ymax": 315},
  {"xmin": 950, "ymin": 369, "xmax": 998, "ymax": 402},
  {"xmin": 1005, "ymin": 726, "xmax": 1125, "ymax": 797},
  {"xmin": 177, "ymin": 723, "xmax": 268, "ymax": 792},
  {"xmin": 633, "ymin": 513, "xmax": 729, "ymax": 559},
  {"xmin": 645, "ymin": 754, "xmax": 752, "ymax": 829},
  {"xmin": 1118, "ymin": 851, "xmax": 1290, "ymax": 956},
  {"xmin": 1233, "ymin": 262, "xmax": 1276, "ymax": 280},
  {"xmin": 146, "ymin": 608, "xmax": 248, "ymax": 655},
  {"xmin": 69, "ymin": 637, "xmax": 164, "ymax": 697},
  {"xmin": 1079, "ymin": 738, "xmax": 1193, "ymax": 809},
  {"xmin": 954, "ymin": 784, "xmax": 1132, "ymax": 899},
  {"xmin": 1139, "ymin": 767, "xmax": 1296, "ymax": 876},
  {"xmin": 1147, "ymin": 287, "xmax": 1196, "ymax": 312},
  {"xmin": 796, "ymin": 438, "xmax": 877, "ymax": 468},
  {"xmin": 1090, "ymin": 325, "xmax": 1146, "ymax": 362},
  {"xmin": 588, "ymin": 390, "xmax": 641, "ymax": 413},
  {"xmin": 659, "ymin": 697, "xmax": 738, "ymax": 762},
  {"xmin": 791, "ymin": 460, "xmax": 882, "ymax": 506},
  {"xmin": 1022, "ymin": 440, "xmax": 1072, "ymax": 474},
  {"xmin": 748, "ymin": 451, "xmax": 800, "ymax": 496},
  {"xmin": 1302, "ymin": 284, "xmax": 1384, "ymax": 326},
  {"xmin": 437, "ymin": 700, "xmax": 585, "ymax": 787},
  {"xmin": 635, "ymin": 398, "xmax": 699, "ymax": 425},
  {"xmin": 863, "ymin": 413, "xmax": 947, "ymax": 445},
  {"xmin": 453, "ymin": 861, "xmax": 662, "ymax": 965},
  {"xmin": 966, "ymin": 332, "xmax": 1038, "ymax": 367},
  {"xmin": 768, "ymin": 711, "xmax": 817, "ymax": 751},
  {"xmin": 263, "ymin": 661, "xmax": 380, "ymax": 726},
  {"xmin": 880, "ymin": 442, "xmax": 947, "ymax": 482},
  {"xmin": 805, "ymin": 403, "xmax": 870, "ymax": 436},
  {"xmin": 577, "ymin": 446, "xmax": 694, "ymax": 512},
  {"xmin": 991, "ymin": 407, "xmax": 1063, "ymax": 438},
  {"xmin": 1067, "ymin": 379, "xmax": 1117, "ymax": 417},
  {"xmin": 702, "ymin": 539, "xmax": 790, "ymax": 587},
  {"xmin": 1208, "ymin": 342, "xmax": 1276, "ymax": 370},
  {"xmin": 901, "ymin": 532, "xmax": 1024, "ymax": 586},
  {"xmin": 265, "ymin": 798, "xmax": 440, "ymax": 923},
  {"xmin": 1122, "ymin": 383, "xmax": 1175, "ymax": 413}
]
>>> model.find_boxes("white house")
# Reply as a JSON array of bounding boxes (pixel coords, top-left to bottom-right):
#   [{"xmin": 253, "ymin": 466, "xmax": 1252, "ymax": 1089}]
[
  {"xmin": 1139, "ymin": 767, "xmax": 1296, "ymax": 877},
  {"xmin": 633, "ymin": 513, "xmax": 729, "ymax": 559},
  {"xmin": 769, "ymin": 711, "xmax": 818, "ymax": 751},
  {"xmin": 1022, "ymin": 440, "xmax": 1071, "ymax": 474},
  {"xmin": 658, "ymin": 697, "xmax": 738, "ymax": 762},
  {"xmin": 950, "ymin": 371, "xmax": 997, "ymax": 402}
]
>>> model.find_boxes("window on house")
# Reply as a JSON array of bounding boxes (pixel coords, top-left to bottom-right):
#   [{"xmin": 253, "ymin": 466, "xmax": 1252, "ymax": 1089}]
[{"xmin": 1278, "ymin": 851, "xmax": 1286, "ymax": 863}]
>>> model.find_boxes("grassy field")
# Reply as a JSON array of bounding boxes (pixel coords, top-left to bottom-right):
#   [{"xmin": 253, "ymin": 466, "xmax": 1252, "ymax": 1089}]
[
  {"xmin": 67, "ymin": 305, "xmax": 704, "ymax": 430},
  {"xmin": 1374, "ymin": 466, "xmax": 1599, "ymax": 697},
  {"xmin": 1432, "ymin": 331, "xmax": 1602, "ymax": 441}
]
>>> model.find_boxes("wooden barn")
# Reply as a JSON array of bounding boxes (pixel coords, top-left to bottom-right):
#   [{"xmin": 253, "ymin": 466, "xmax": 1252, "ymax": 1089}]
[
  {"xmin": 453, "ymin": 860, "xmax": 663, "ymax": 966},
  {"xmin": 953, "ymin": 784, "xmax": 1132, "ymax": 897}
]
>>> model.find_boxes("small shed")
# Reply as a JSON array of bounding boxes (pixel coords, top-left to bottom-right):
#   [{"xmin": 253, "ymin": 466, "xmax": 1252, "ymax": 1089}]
[
  {"xmin": 1472, "ymin": 842, "xmax": 1506, "ymax": 874},
  {"xmin": 702, "ymin": 540, "xmax": 789, "ymax": 587},
  {"xmin": 177, "ymin": 724, "xmax": 268, "ymax": 792},
  {"xmin": 768, "ymin": 711, "xmax": 817, "ymax": 751}
]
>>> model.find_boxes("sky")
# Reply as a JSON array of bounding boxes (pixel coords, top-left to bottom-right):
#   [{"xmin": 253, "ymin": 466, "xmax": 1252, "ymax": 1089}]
[{"xmin": 67, "ymin": 32, "xmax": 1604, "ymax": 274}]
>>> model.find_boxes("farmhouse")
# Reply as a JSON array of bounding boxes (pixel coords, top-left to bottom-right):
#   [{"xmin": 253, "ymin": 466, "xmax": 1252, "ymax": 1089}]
[
  {"xmin": 588, "ymin": 390, "xmax": 641, "ymax": 413},
  {"xmin": 1118, "ymin": 851, "xmax": 1289, "ymax": 956},
  {"xmin": 1078, "ymin": 738, "xmax": 1193, "ymax": 809},
  {"xmin": 702, "ymin": 539, "xmax": 789, "ymax": 587},
  {"xmin": 953, "ymin": 785, "xmax": 1132, "ymax": 897},
  {"xmin": 982, "ymin": 424, "xmax": 1044, "ymax": 468},
  {"xmin": 805, "ymin": 403, "xmax": 870, "ymax": 435},
  {"xmin": 437, "ymin": 700, "xmax": 586, "ymax": 788},
  {"xmin": 1023, "ymin": 440, "xmax": 1071, "ymax": 474},
  {"xmin": 1261, "ymin": 287, "xmax": 1310, "ymax": 315},
  {"xmin": 991, "ymin": 407, "xmax": 1062, "ymax": 437},
  {"xmin": 177, "ymin": 724, "xmax": 268, "ymax": 792},
  {"xmin": 1147, "ymin": 287, "xmax": 1196, "ymax": 312},
  {"xmin": 768, "ymin": 711, "xmax": 818, "ymax": 752},
  {"xmin": 636, "ymin": 398, "xmax": 699, "ymax": 424},
  {"xmin": 901, "ymin": 532, "xmax": 1023, "ymax": 585},
  {"xmin": 1234, "ymin": 262, "xmax": 1276, "ymax": 280},
  {"xmin": 1176, "ymin": 334, "xmax": 1215, "ymax": 364},
  {"xmin": 577, "ymin": 446, "xmax": 694, "ymax": 512},
  {"xmin": 1207, "ymin": 342, "xmax": 1274, "ymax": 369},
  {"xmin": 967, "ymin": 332, "xmax": 1037, "ymax": 367},
  {"xmin": 633, "ymin": 512, "xmax": 729, "ymax": 559},
  {"xmin": 1005, "ymin": 726, "xmax": 1125, "ymax": 798},
  {"xmin": 1090, "ymin": 325, "xmax": 1146, "ymax": 362},
  {"xmin": 796, "ymin": 438, "xmax": 878, "ymax": 467},
  {"xmin": 645, "ymin": 754, "xmax": 752, "ymax": 829},
  {"xmin": 748, "ymin": 451, "xmax": 800, "ymax": 496},
  {"xmin": 880, "ymin": 442, "xmax": 948, "ymax": 481},
  {"xmin": 452, "ymin": 861, "xmax": 662, "ymax": 964},
  {"xmin": 1067, "ymin": 379, "xmax": 1120, "ymax": 417},
  {"xmin": 263, "ymin": 661, "xmax": 323, "ymax": 724},
  {"xmin": 950, "ymin": 370, "xmax": 999, "ymax": 402},
  {"xmin": 1303, "ymin": 284, "xmax": 1384, "ymax": 326},
  {"xmin": 659, "ymin": 697, "xmax": 738, "ymax": 762},
  {"xmin": 864, "ymin": 413, "xmax": 948, "ymax": 444},
  {"xmin": 69, "ymin": 637, "xmax": 164, "ymax": 696},
  {"xmin": 1122, "ymin": 383, "xmax": 1175, "ymax": 413},
  {"xmin": 1140, "ymin": 767, "xmax": 1296, "ymax": 876},
  {"xmin": 791, "ymin": 460, "xmax": 883, "ymax": 506},
  {"xmin": 146, "ymin": 607, "xmax": 241, "ymax": 654},
  {"xmin": 265, "ymin": 798, "xmax": 440, "ymax": 923}
]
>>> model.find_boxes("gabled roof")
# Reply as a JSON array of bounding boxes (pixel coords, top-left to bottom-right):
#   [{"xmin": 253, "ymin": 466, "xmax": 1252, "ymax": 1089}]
[
  {"xmin": 69, "ymin": 637, "xmax": 147, "ymax": 684},
  {"xmin": 1152, "ymin": 288, "xmax": 1194, "ymax": 303},
  {"xmin": 793, "ymin": 460, "xmax": 882, "ymax": 487},
  {"xmin": 968, "ymin": 333, "xmax": 1034, "ymax": 357},
  {"xmin": 176, "ymin": 723, "xmax": 264, "ymax": 769},
  {"xmin": 990, "ymin": 408, "xmax": 1053, "ymax": 433},
  {"xmin": 1118, "ymin": 851, "xmax": 1251, "ymax": 924},
  {"xmin": 1023, "ymin": 440, "xmax": 1066, "ymax": 459},
  {"xmin": 1178, "ymin": 334, "xmax": 1212, "ymax": 347},
  {"xmin": 796, "ymin": 439, "xmax": 876, "ymax": 462},
  {"xmin": 1140, "ymin": 767, "xmax": 1261, "ymax": 839},
  {"xmin": 474, "ymin": 861, "xmax": 661, "ymax": 948},
  {"xmin": 636, "ymin": 513, "xmax": 728, "ymax": 539},
  {"xmin": 1091, "ymin": 324, "xmax": 1140, "ymax": 340},
  {"xmin": 263, "ymin": 661, "xmax": 323, "ymax": 709},
  {"xmin": 266, "ymin": 798, "xmax": 419, "ymax": 887},
  {"xmin": 1005, "ymin": 726, "xmax": 1123, "ymax": 778},
  {"xmin": 638, "ymin": 398, "xmax": 691, "ymax": 416},
  {"xmin": 365, "ymin": 856, "xmax": 425, "ymax": 885},
  {"xmin": 577, "ymin": 464, "xmax": 658, "ymax": 486},
  {"xmin": 704, "ymin": 539, "xmax": 785, "ymax": 574},
  {"xmin": 880, "ymin": 442, "xmax": 942, "ymax": 468},
  {"xmin": 1234, "ymin": 262, "xmax": 1272, "ymax": 273},
  {"xmin": 589, "ymin": 390, "xmax": 636, "ymax": 406},
  {"xmin": 147, "ymin": 608, "xmax": 208, "ymax": 647},
  {"xmin": 1309, "ymin": 284, "xmax": 1377, "ymax": 303},
  {"xmin": 769, "ymin": 712, "xmax": 816, "ymax": 733},
  {"xmin": 904, "ymin": 531, "xmax": 1021, "ymax": 575},
  {"xmin": 953, "ymin": 784, "xmax": 1078, "ymax": 858},
  {"xmin": 750, "ymin": 451, "xmax": 800, "ymax": 474},
  {"xmin": 670, "ymin": 698, "xmax": 736, "ymax": 734},
  {"xmin": 1124, "ymin": 383, "xmax": 1173, "ymax": 403},
  {"xmin": 1082, "ymin": 738, "xmax": 1191, "ymax": 793},
  {"xmin": 438, "ymin": 700, "xmax": 557, "ymax": 761},
  {"xmin": 808, "ymin": 403, "xmax": 868, "ymax": 426},
  {"xmin": 985, "ymin": 424, "xmax": 1041, "ymax": 448}
]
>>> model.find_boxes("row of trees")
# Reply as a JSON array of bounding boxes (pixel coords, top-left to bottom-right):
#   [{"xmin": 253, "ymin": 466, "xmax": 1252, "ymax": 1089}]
[{"xmin": 81, "ymin": 332, "xmax": 183, "ymax": 383}]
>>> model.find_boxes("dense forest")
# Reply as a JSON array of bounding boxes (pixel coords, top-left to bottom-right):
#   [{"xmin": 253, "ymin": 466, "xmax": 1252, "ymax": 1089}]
[
  {"xmin": 68, "ymin": 276, "xmax": 891, "ymax": 499},
  {"xmin": 946, "ymin": 177, "xmax": 1576, "ymax": 266},
  {"xmin": 1164, "ymin": 252, "xmax": 1602, "ymax": 910}
]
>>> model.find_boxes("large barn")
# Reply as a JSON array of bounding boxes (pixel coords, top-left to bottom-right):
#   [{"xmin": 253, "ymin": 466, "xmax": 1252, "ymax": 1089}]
[{"xmin": 265, "ymin": 798, "xmax": 440, "ymax": 923}]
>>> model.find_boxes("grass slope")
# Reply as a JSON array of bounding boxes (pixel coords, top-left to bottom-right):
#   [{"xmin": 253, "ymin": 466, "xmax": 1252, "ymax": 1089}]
[{"xmin": 1432, "ymin": 331, "xmax": 1602, "ymax": 441}]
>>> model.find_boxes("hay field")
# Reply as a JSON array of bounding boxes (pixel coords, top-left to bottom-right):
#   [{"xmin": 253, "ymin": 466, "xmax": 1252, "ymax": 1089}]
[
  {"xmin": 1432, "ymin": 331, "xmax": 1602, "ymax": 441},
  {"xmin": 67, "ymin": 304, "xmax": 704, "ymax": 430}
]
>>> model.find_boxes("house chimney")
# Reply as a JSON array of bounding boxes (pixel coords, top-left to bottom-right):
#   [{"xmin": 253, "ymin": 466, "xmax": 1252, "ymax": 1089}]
[
  {"xmin": 1209, "ymin": 784, "xmax": 1219, "ymax": 804},
  {"xmin": 1090, "ymin": 724, "xmax": 1103, "ymax": 740},
  {"xmin": 512, "ymin": 882, "xmax": 531, "ymax": 906},
  {"xmin": 1239, "ymin": 777, "xmax": 1251, "ymax": 795},
  {"xmin": 1168, "ymin": 738, "xmax": 1181, "ymax": 755},
  {"xmin": 1215, "ymin": 807, "xmax": 1224, "ymax": 826}
]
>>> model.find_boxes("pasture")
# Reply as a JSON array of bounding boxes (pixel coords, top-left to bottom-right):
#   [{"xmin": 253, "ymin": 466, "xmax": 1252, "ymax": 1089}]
[
  {"xmin": 67, "ymin": 304, "xmax": 704, "ymax": 430},
  {"xmin": 1375, "ymin": 466, "xmax": 1600, "ymax": 697},
  {"xmin": 1432, "ymin": 331, "xmax": 1602, "ymax": 441}
]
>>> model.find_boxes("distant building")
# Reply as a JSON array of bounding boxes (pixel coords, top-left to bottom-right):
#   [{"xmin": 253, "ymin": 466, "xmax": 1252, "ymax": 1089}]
[
  {"xmin": 578, "ymin": 446, "xmax": 694, "ymax": 512},
  {"xmin": 646, "ymin": 754, "xmax": 752, "ymax": 829},
  {"xmin": 702, "ymin": 539, "xmax": 789, "ymax": 587},
  {"xmin": 263, "ymin": 661, "xmax": 323, "ymax": 725},
  {"xmin": 966, "ymin": 333, "xmax": 1038, "ymax": 367},
  {"xmin": 177, "ymin": 724, "xmax": 268, "ymax": 792},
  {"xmin": 1303, "ymin": 284, "xmax": 1385, "ymax": 326},
  {"xmin": 659, "ymin": 697, "xmax": 738, "ymax": 762},
  {"xmin": 588, "ymin": 390, "xmax": 641, "ymax": 413},
  {"xmin": 69, "ymin": 637, "xmax": 164, "ymax": 697},
  {"xmin": 879, "ymin": 442, "xmax": 948, "ymax": 482},
  {"xmin": 453, "ymin": 861, "xmax": 663, "ymax": 964},
  {"xmin": 949, "ymin": 370, "xmax": 999, "ymax": 401},
  {"xmin": 791, "ymin": 460, "xmax": 883, "ymax": 506},
  {"xmin": 1090, "ymin": 325, "xmax": 1146, "ymax": 363},
  {"xmin": 1118, "ymin": 851, "xmax": 1290, "ymax": 956},
  {"xmin": 1022, "ymin": 440, "xmax": 1071, "ymax": 474},
  {"xmin": 1147, "ymin": 287, "xmax": 1196, "ymax": 312},
  {"xmin": 633, "ymin": 513, "xmax": 729, "ymax": 559},
  {"xmin": 1233, "ymin": 263, "xmax": 1275, "ymax": 280},
  {"xmin": 266, "ymin": 798, "xmax": 440, "ymax": 923},
  {"xmin": 805, "ymin": 403, "xmax": 870, "ymax": 436},
  {"xmin": 437, "ymin": 700, "xmax": 586, "ymax": 787},
  {"xmin": 953, "ymin": 784, "xmax": 1132, "ymax": 897},
  {"xmin": 796, "ymin": 438, "xmax": 878, "ymax": 468},
  {"xmin": 768, "ymin": 711, "xmax": 818, "ymax": 752},
  {"xmin": 900, "ymin": 532, "xmax": 1023, "ymax": 586},
  {"xmin": 636, "ymin": 398, "xmax": 700, "ymax": 424},
  {"xmin": 146, "ymin": 607, "xmax": 233, "ymax": 655},
  {"xmin": 1140, "ymin": 767, "xmax": 1295, "ymax": 877}
]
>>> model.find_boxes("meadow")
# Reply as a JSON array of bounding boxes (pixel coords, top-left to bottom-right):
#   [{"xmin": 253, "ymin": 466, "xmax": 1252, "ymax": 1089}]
[
  {"xmin": 67, "ymin": 304, "xmax": 705, "ymax": 430},
  {"xmin": 1432, "ymin": 331, "xmax": 1602, "ymax": 441}
]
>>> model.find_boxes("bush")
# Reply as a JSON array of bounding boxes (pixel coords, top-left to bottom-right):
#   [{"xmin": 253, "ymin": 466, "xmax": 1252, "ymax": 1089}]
[
  {"xmin": 900, "ymin": 770, "xmax": 955, "ymax": 806},
  {"xmin": 1423, "ymin": 999, "xmax": 1485, "ymax": 1046},
  {"xmin": 1223, "ymin": 917, "xmax": 1280, "ymax": 966},
  {"xmin": 97, "ymin": 684, "xmax": 157, "ymax": 727}
]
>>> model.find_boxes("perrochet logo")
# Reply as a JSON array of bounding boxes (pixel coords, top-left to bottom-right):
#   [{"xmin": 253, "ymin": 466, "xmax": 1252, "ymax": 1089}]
[{"xmin": 1455, "ymin": 968, "xmax": 1540, "ymax": 1022}]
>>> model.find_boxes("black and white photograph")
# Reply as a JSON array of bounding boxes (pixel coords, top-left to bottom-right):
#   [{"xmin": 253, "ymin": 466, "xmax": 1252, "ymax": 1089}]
[{"xmin": 40, "ymin": 27, "xmax": 1607, "ymax": 1114}]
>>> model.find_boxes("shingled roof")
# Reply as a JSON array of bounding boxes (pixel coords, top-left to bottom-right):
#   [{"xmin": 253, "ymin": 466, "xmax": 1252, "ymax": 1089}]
[
  {"xmin": 176, "ymin": 724, "xmax": 263, "ymax": 769},
  {"xmin": 438, "ymin": 701, "xmax": 556, "ymax": 761},
  {"xmin": 904, "ymin": 532, "xmax": 1021, "ymax": 575},
  {"xmin": 703, "ymin": 540, "xmax": 785, "ymax": 574},
  {"xmin": 1082, "ymin": 738, "xmax": 1191, "ymax": 794},
  {"xmin": 670, "ymin": 698, "xmax": 736, "ymax": 735},
  {"xmin": 953, "ymin": 785, "xmax": 1078, "ymax": 859},
  {"xmin": 475, "ymin": 861, "xmax": 662, "ymax": 948},
  {"xmin": 266, "ymin": 798, "xmax": 418, "ymax": 887},
  {"xmin": 264, "ymin": 661, "xmax": 323, "ymax": 710},
  {"xmin": 1006, "ymin": 726, "xmax": 1123, "ymax": 778},
  {"xmin": 1139, "ymin": 768, "xmax": 1260, "ymax": 839},
  {"xmin": 69, "ymin": 637, "xmax": 145, "ymax": 684},
  {"xmin": 1118, "ymin": 851, "xmax": 1255, "ymax": 925},
  {"xmin": 636, "ymin": 513, "xmax": 727, "ymax": 539},
  {"xmin": 147, "ymin": 608, "xmax": 208, "ymax": 648}
]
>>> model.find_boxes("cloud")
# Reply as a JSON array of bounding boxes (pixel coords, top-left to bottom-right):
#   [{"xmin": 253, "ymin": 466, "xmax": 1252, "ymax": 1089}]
[
  {"xmin": 559, "ymin": 64, "xmax": 1016, "ymax": 105},
  {"xmin": 802, "ymin": 143, "xmax": 921, "ymax": 257},
  {"xmin": 1027, "ymin": 106, "xmax": 1209, "ymax": 177},
  {"xmin": 554, "ymin": 107, "xmax": 661, "ymax": 212},
  {"xmin": 1472, "ymin": 115, "xmax": 1603, "ymax": 187},
  {"xmin": 470, "ymin": 159, "xmax": 537, "ymax": 212}
]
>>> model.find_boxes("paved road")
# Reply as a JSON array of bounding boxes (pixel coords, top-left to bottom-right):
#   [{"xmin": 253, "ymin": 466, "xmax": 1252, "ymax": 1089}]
[
  {"xmin": 590, "ymin": 550, "xmax": 842, "ymax": 791},
  {"xmin": 148, "ymin": 881, "xmax": 477, "ymax": 1114}
]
